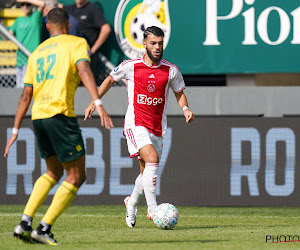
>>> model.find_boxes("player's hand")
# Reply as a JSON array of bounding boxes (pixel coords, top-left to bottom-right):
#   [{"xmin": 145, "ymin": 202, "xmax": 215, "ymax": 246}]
[
  {"xmin": 4, "ymin": 134, "xmax": 18, "ymax": 158},
  {"xmin": 95, "ymin": 105, "xmax": 114, "ymax": 130},
  {"xmin": 184, "ymin": 109, "xmax": 194, "ymax": 123},
  {"xmin": 84, "ymin": 102, "xmax": 96, "ymax": 121}
]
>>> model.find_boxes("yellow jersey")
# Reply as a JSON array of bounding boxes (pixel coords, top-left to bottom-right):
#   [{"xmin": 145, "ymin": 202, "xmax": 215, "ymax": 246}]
[{"xmin": 24, "ymin": 34, "xmax": 91, "ymax": 120}]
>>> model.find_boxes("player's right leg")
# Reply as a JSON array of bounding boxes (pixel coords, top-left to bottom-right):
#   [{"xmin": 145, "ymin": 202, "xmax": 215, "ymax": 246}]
[
  {"xmin": 124, "ymin": 128, "xmax": 149, "ymax": 227},
  {"xmin": 124, "ymin": 163, "xmax": 144, "ymax": 227},
  {"xmin": 30, "ymin": 114, "xmax": 85, "ymax": 245},
  {"xmin": 31, "ymin": 155, "xmax": 85, "ymax": 245},
  {"xmin": 124, "ymin": 127, "xmax": 161, "ymax": 226},
  {"xmin": 127, "ymin": 161, "xmax": 145, "ymax": 207}
]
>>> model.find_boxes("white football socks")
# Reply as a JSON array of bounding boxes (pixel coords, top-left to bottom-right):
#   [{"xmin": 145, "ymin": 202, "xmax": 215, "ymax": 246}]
[
  {"xmin": 142, "ymin": 163, "xmax": 159, "ymax": 215},
  {"xmin": 129, "ymin": 174, "xmax": 144, "ymax": 207}
]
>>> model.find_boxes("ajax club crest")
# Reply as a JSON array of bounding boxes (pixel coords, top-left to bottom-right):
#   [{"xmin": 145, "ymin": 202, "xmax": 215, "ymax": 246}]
[{"xmin": 115, "ymin": 0, "xmax": 171, "ymax": 59}]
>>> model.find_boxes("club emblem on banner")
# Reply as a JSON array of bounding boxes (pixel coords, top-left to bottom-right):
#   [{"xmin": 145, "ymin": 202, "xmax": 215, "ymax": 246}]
[{"xmin": 114, "ymin": 0, "xmax": 171, "ymax": 59}]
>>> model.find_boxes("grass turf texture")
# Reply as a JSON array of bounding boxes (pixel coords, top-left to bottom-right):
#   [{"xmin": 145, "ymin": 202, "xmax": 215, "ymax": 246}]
[{"xmin": 1, "ymin": 205, "xmax": 300, "ymax": 249}]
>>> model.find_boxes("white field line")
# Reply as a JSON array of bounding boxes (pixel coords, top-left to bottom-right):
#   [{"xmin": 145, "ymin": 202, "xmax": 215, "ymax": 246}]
[{"xmin": 0, "ymin": 214, "xmax": 299, "ymax": 219}]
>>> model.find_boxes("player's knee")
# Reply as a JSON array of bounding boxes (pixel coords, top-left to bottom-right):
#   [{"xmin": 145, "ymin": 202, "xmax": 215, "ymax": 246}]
[
  {"xmin": 147, "ymin": 154, "xmax": 159, "ymax": 163},
  {"xmin": 75, "ymin": 171, "xmax": 86, "ymax": 187},
  {"xmin": 47, "ymin": 169, "xmax": 63, "ymax": 182},
  {"xmin": 66, "ymin": 170, "xmax": 86, "ymax": 188}
]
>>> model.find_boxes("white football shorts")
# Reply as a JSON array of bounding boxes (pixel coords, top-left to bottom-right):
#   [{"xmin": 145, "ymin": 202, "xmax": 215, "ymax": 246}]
[{"xmin": 125, "ymin": 126, "xmax": 163, "ymax": 160}]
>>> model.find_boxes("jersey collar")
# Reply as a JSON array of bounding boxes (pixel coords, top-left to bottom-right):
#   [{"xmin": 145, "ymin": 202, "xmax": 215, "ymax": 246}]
[{"xmin": 142, "ymin": 54, "xmax": 162, "ymax": 68}]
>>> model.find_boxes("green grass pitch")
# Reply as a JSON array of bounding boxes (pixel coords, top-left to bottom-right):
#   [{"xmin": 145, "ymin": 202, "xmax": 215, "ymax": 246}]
[{"xmin": 1, "ymin": 205, "xmax": 300, "ymax": 249}]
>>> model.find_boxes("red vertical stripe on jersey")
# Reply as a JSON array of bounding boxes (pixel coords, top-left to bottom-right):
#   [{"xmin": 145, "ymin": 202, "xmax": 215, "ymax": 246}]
[{"xmin": 133, "ymin": 62, "xmax": 170, "ymax": 136}]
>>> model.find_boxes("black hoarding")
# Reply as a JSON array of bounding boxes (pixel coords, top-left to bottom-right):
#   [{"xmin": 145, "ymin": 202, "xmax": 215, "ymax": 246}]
[{"xmin": 0, "ymin": 116, "xmax": 299, "ymax": 206}]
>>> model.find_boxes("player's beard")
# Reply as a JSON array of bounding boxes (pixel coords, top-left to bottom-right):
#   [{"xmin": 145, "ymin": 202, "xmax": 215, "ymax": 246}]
[{"xmin": 146, "ymin": 48, "xmax": 163, "ymax": 64}]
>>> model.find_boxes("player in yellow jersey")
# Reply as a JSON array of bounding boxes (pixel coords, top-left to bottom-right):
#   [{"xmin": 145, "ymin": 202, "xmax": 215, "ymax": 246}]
[{"xmin": 4, "ymin": 8, "xmax": 113, "ymax": 245}]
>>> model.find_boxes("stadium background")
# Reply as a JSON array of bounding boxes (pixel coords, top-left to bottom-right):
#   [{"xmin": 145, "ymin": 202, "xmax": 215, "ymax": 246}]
[{"xmin": 1, "ymin": 0, "xmax": 300, "ymax": 207}]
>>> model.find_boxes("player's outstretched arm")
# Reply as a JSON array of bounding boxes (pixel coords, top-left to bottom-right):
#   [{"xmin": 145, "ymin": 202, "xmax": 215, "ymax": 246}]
[
  {"xmin": 84, "ymin": 75, "xmax": 114, "ymax": 121},
  {"xmin": 174, "ymin": 91, "xmax": 194, "ymax": 123},
  {"xmin": 77, "ymin": 60, "xmax": 114, "ymax": 129},
  {"xmin": 4, "ymin": 86, "xmax": 33, "ymax": 158}
]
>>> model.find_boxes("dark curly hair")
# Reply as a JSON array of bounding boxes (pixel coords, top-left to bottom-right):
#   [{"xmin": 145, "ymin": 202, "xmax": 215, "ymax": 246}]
[{"xmin": 144, "ymin": 26, "xmax": 164, "ymax": 40}]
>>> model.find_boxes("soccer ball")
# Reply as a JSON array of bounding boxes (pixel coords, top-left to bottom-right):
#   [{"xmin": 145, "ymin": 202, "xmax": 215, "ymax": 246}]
[
  {"xmin": 130, "ymin": 13, "xmax": 145, "ymax": 45},
  {"xmin": 153, "ymin": 203, "xmax": 179, "ymax": 230}
]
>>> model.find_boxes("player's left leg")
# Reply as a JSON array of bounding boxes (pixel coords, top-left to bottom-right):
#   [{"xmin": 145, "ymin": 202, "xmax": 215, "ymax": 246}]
[
  {"xmin": 132, "ymin": 160, "xmax": 154, "ymax": 219},
  {"xmin": 14, "ymin": 118, "xmax": 63, "ymax": 243},
  {"xmin": 14, "ymin": 164, "xmax": 60, "ymax": 243},
  {"xmin": 139, "ymin": 144, "xmax": 159, "ymax": 218},
  {"xmin": 22, "ymin": 156, "xmax": 63, "ymax": 219}
]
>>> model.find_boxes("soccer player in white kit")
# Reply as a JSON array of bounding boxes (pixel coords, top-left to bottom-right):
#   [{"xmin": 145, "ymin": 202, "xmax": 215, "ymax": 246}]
[{"xmin": 84, "ymin": 26, "xmax": 194, "ymax": 228}]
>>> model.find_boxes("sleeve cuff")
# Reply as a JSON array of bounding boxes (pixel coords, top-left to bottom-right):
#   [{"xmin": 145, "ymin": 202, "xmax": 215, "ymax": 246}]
[
  {"xmin": 173, "ymin": 87, "xmax": 185, "ymax": 94},
  {"xmin": 109, "ymin": 73, "xmax": 116, "ymax": 82},
  {"xmin": 76, "ymin": 58, "xmax": 90, "ymax": 65}
]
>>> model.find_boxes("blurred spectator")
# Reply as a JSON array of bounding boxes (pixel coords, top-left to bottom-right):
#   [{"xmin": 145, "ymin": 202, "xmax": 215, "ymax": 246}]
[
  {"xmin": 41, "ymin": 0, "xmax": 81, "ymax": 42},
  {"xmin": 9, "ymin": 0, "xmax": 45, "ymax": 88},
  {"xmin": 63, "ymin": 0, "xmax": 111, "ymax": 85}
]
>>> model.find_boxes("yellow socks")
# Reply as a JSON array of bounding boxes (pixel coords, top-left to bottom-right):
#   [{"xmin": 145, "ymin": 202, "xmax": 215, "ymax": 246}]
[
  {"xmin": 42, "ymin": 181, "xmax": 78, "ymax": 225},
  {"xmin": 23, "ymin": 174, "xmax": 57, "ymax": 218},
  {"xmin": 23, "ymin": 177, "xmax": 78, "ymax": 226}
]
